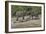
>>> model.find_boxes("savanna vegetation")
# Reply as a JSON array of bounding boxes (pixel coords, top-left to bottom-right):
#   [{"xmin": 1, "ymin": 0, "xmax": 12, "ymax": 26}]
[
  {"xmin": 11, "ymin": 5, "xmax": 41, "ymax": 21},
  {"xmin": 11, "ymin": 5, "xmax": 41, "ymax": 28}
]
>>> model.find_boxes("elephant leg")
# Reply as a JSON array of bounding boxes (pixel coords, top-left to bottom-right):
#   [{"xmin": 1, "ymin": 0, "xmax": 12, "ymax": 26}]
[
  {"xmin": 16, "ymin": 16, "xmax": 19, "ymax": 21},
  {"xmin": 23, "ymin": 16, "xmax": 24, "ymax": 20},
  {"xmin": 32, "ymin": 15, "xmax": 33, "ymax": 20}
]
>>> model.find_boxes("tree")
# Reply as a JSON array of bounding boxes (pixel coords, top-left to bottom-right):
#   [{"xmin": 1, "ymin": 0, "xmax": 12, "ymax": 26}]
[
  {"xmin": 30, "ymin": 6, "xmax": 41, "ymax": 19},
  {"xmin": 11, "ymin": 5, "xmax": 41, "ymax": 20}
]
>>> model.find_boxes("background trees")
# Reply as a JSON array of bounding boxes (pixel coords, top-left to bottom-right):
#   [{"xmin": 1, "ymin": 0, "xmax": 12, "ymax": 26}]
[{"xmin": 11, "ymin": 5, "xmax": 41, "ymax": 20}]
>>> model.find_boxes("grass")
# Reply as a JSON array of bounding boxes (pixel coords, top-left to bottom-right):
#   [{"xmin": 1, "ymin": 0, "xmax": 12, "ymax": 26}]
[{"xmin": 11, "ymin": 16, "xmax": 41, "ymax": 28}]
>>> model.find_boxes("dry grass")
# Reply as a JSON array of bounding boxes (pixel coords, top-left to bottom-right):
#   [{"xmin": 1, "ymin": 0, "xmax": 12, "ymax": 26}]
[{"xmin": 11, "ymin": 16, "xmax": 41, "ymax": 28}]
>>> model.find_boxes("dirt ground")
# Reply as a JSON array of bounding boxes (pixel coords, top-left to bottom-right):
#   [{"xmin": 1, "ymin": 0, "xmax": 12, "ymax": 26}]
[{"xmin": 11, "ymin": 16, "xmax": 41, "ymax": 28}]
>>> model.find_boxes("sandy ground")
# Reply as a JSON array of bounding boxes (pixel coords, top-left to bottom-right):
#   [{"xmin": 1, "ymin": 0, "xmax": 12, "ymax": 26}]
[{"xmin": 11, "ymin": 16, "xmax": 41, "ymax": 28}]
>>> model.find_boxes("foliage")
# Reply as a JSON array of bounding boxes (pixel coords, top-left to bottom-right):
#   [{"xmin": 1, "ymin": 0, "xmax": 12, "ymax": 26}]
[{"xmin": 11, "ymin": 5, "xmax": 41, "ymax": 17}]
